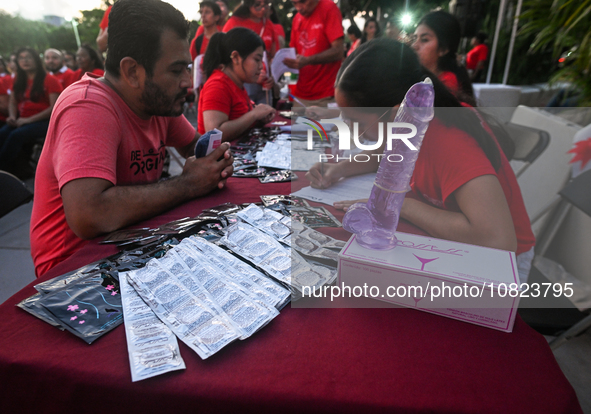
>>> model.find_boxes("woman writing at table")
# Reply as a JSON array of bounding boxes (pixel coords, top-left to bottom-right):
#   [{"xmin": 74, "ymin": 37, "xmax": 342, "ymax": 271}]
[
  {"xmin": 305, "ymin": 39, "xmax": 535, "ymax": 282},
  {"xmin": 411, "ymin": 10, "xmax": 475, "ymax": 106},
  {"xmin": 198, "ymin": 27, "xmax": 276, "ymax": 141}
]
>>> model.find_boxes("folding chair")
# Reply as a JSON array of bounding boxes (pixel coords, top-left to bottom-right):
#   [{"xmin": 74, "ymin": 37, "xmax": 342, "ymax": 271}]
[
  {"xmin": 502, "ymin": 122, "xmax": 550, "ymax": 177},
  {"xmin": 518, "ymin": 169, "xmax": 591, "ymax": 349},
  {"xmin": 0, "ymin": 170, "xmax": 33, "ymax": 218}
]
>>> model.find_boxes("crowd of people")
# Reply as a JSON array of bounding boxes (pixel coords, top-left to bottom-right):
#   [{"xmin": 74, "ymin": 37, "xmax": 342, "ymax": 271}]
[{"xmin": 0, "ymin": 0, "xmax": 531, "ymax": 283}]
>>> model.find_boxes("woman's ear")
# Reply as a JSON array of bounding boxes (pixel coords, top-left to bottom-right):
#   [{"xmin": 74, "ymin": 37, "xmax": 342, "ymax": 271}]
[{"xmin": 230, "ymin": 50, "xmax": 240, "ymax": 65}]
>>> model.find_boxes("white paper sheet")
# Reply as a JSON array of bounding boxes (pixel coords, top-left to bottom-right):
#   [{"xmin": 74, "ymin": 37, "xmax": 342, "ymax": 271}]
[
  {"xmin": 271, "ymin": 48, "xmax": 298, "ymax": 82},
  {"xmin": 291, "ymin": 173, "xmax": 376, "ymax": 206}
]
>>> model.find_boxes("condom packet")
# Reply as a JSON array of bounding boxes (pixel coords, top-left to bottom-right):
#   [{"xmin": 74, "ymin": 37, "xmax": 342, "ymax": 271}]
[
  {"xmin": 163, "ymin": 247, "xmax": 278, "ymax": 339},
  {"xmin": 289, "ymin": 206, "xmax": 342, "ymax": 228},
  {"xmin": 202, "ymin": 202, "xmax": 241, "ymax": 216},
  {"xmin": 290, "ymin": 250, "xmax": 337, "ymax": 294},
  {"xmin": 34, "ymin": 253, "xmax": 122, "ymax": 294},
  {"xmin": 38, "ymin": 270, "xmax": 124, "ymax": 344},
  {"xmin": 16, "ymin": 292, "xmax": 64, "ymax": 328},
  {"xmin": 236, "ymin": 204, "xmax": 292, "ymax": 244},
  {"xmin": 119, "ymin": 272, "xmax": 185, "ymax": 381},
  {"xmin": 234, "ymin": 167, "xmax": 267, "ymax": 178},
  {"xmin": 125, "ymin": 262, "xmax": 240, "ymax": 359},
  {"xmin": 259, "ymin": 170, "xmax": 298, "ymax": 183},
  {"xmin": 220, "ymin": 222, "xmax": 297, "ymax": 292},
  {"xmin": 180, "ymin": 237, "xmax": 289, "ymax": 310},
  {"xmin": 260, "ymin": 195, "xmax": 310, "ymax": 207}
]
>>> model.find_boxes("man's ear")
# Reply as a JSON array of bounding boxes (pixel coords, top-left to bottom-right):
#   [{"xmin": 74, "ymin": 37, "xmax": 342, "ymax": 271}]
[{"xmin": 119, "ymin": 57, "xmax": 146, "ymax": 89}]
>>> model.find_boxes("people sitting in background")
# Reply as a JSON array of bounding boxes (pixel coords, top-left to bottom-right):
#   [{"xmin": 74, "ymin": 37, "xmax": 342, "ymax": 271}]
[
  {"xmin": 0, "ymin": 47, "xmax": 62, "ymax": 172},
  {"xmin": 465, "ymin": 31, "xmax": 488, "ymax": 82},
  {"xmin": 44, "ymin": 49, "xmax": 75, "ymax": 89},
  {"xmin": 283, "ymin": 0, "xmax": 344, "ymax": 107},
  {"xmin": 346, "ymin": 24, "xmax": 362, "ymax": 57},
  {"xmin": 72, "ymin": 44, "xmax": 105, "ymax": 82},
  {"xmin": 191, "ymin": 1, "xmax": 222, "ymax": 61},
  {"xmin": 305, "ymin": 39, "xmax": 535, "ymax": 283},
  {"xmin": 361, "ymin": 17, "xmax": 381, "ymax": 43},
  {"xmin": 223, "ymin": 0, "xmax": 277, "ymax": 104},
  {"xmin": 198, "ymin": 28, "xmax": 276, "ymax": 141},
  {"xmin": 62, "ymin": 50, "xmax": 78, "ymax": 71},
  {"xmin": 30, "ymin": 0, "xmax": 233, "ymax": 277},
  {"xmin": 3, "ymin": 54, "xmax": 17, "ymax": 92},
  {"xmin": 412, "ymin": 10, "xmax": 475, "ymax": 106}
]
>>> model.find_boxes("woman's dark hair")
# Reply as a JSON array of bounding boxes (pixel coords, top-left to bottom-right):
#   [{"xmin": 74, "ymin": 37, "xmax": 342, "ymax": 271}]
[
  {"xmin": 233, "ymin": 0, "xmax": 259, "ymax": 19},
  {"xmin": 106, "ymin": 0, "xmax": 189, "ymax": 77},
  {"xmin": 417, "ymin": 10, "xmax": 475, "ymax": 105},
  {"xmin": 13, "ymin": 47, "xmax": 47, "ymax": 104},
  {"xmin": 361, "ymin": 17, "xmax": 381, "ymax": 43},
  {"xmin": 337, "ymin": 39, "xmax": 502, "ymax": 170},
  {"xmin": 475, "ymin": 31, "xmax": 487, "ymax": 44},
  {"xmin": 203, "ymin": 27, "xmax": 265, "ymax": 78},
  {"xmin": 268, "ymin": 4, "xmax": 280, "ymax": 24},
  {"xmin": 347, "ymin": 24, "xmax": 362, "ymax": 39}
]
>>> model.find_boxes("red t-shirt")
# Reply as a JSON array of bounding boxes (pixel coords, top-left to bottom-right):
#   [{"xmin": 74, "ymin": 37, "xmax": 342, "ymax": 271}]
[
  {"xmin": 50, "ymin": 66, "xmax": 76, "ymax": 89},
  {"xmin": 190, "ymin": 33, "xmax": 213, "ymax": 61},
  {"xmin": 72, "ymin": 68, "xmax": 105, "ymax": 83},
  {"xmin": 290, "ymin": 0, "xmax": 344, "ymax": 100},
  {"xmin": 198, "ymin": 69, "xmax": 253, "ymax": 135},
  {"xmin": 410, "ymin": 117, "xmax": 535, "ymax": 255},
  {"xmin": 30, "ymin": 74, "xmax": 195, "ymax": 277},
  {"xmin": 466, "ymin": 44, "xmax": 488, "ymax": 71},
  {"xmin": 195, "ymin": 24, "xmax": 223, "ymax": 38},
  {"xmin": 438, "ymin": 71, "xmax": 459, "ymax": 96},
  {"xmin": 17, "ymin": 74, "xmax": 63, "ymax": 118},
  {"xmin": 223, "ymin": 16, "xmax": 277, "ymax": 56},
  {"xmin": 99, "ymin": 6, "xmax": 112, "ymax": 30}
]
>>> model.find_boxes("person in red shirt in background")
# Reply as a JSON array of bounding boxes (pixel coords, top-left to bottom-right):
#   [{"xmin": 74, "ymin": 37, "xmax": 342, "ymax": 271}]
[
  {"xmin": 0, "ymin": 56, "xmax": 10, "ymax": 80},
  {"xmin": 224, "ymin": 0, "xmax": 277, "ymax": 104},
  {"xmin": 44, "ymin": 49, "xmax": 75, "ymax": 89},
  {"xmin": 72, "ymin": 44, "xmax": 105, "ymax": 82},
  {"xmin": 0, "ymin": 47, "xmax": 62, "ymax": 172},
  {"xmin": 412, "ymin": 10, "xmax": 475, "ymax": 106},
  {"xmin": 465, "ymin": 31, "xmax": 488, "ymax": 82},
  {"xmin": 284, "ymin": 0, "xmax": 344, "ymax": 107},
  {"xmin": 193, "ymin": 0, "xmax": 229, "ymax": 42},
  {"xmin": 190, "ymin": 1, "xmax": 222, "ymax": 61},
  {"xmin": 346, "ymin": 24, "xmax": 362, "ymax": 57},
  {"xmin": 199, "ymin": 28, "xmax": 275, "ymax": 141},
  {"xmin": 62, "ymin": 51, "xmax": 78, "ymax": 71},
  {"xmin": 96, "ymin": 5, "xmax": 112, "ymax": 53}
]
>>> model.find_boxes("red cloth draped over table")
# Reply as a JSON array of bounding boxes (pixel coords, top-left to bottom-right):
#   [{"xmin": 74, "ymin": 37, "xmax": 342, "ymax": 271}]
[{"xmin": 0, "ymin": 176, "xmax": 582, "ymax": 414}]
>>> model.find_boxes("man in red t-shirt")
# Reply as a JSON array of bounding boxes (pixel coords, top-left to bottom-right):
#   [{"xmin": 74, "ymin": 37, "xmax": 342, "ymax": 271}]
[
  {"xmin": 284, "ymin": 0, "xmax": 344, "ymax": 107},
  {"xmin": 30, "ymin": 0, "xmax": 234, "ymax": 277},
  {"xmin": 44, "ymin": 49, "xmax": 75, "ymax": 89}
]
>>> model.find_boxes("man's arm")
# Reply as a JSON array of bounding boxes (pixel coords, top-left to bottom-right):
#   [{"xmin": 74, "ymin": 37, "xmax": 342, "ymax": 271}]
[
  {"xmin": 283, "ymin": 37, "xmax": 344, "ymax": 69},
  {"xmin": 60, "ymin": 142, "xmax": 233, "ymax": 240}
]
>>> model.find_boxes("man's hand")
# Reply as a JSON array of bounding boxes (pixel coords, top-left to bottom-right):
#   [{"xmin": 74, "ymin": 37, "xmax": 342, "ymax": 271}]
[
  {"xmin": 283, "ymin": 55, "xmax": 310, "ymax": 70},
  {"xmin": 180, "ymin": 142, "xmax": 234, "ymax": 198}
]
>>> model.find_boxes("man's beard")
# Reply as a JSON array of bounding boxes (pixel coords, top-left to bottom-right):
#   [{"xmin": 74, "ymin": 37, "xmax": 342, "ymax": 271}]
[{"xmin": 140, "ymin": 77, "xmax": 187, "ymax": 117}]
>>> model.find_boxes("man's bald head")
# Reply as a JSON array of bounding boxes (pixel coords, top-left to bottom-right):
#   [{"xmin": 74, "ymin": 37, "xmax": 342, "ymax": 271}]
[{"xmin": 44, "ymin": 48, "xmax": 65, "ymax": 72}]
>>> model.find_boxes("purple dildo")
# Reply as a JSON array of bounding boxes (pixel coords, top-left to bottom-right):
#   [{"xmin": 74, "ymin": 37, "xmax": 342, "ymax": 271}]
[{"xmin": 342, "ymin": 78, "xmax": 435, "ymax": 250}]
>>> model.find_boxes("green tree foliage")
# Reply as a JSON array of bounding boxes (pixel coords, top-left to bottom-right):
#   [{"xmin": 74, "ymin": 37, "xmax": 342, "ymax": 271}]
[{"xmin": 520, "ymin": 0, "xmax": 591, "ymax": 104}]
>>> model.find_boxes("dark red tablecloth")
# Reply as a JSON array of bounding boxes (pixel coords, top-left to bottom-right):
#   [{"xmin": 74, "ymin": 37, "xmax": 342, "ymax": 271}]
[{"xmin": 0, "ymin": 176, "xmax": 582, "ymax": 414}]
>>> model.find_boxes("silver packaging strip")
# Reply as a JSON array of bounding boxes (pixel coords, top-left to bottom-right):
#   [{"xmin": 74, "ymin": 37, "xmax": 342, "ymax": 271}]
[
  {"xmin": 126, "ymin": 263, "xmax": 240, "ymax": 360},
  {"xmin": 119, "ymin": 273, "xmax": 186, "ymax": 382}
]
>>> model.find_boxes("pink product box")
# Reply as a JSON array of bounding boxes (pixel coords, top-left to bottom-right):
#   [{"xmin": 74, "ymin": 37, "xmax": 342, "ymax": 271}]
[{"xmin": 338, "ymin": 233, "xmax": 521, "ymax": 332}]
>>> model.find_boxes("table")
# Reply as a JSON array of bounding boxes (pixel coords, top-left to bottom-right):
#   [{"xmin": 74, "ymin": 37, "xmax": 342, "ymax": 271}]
[{"xmin": 0, "ymin": 175, "xmax": 582, "ymax": 414}]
